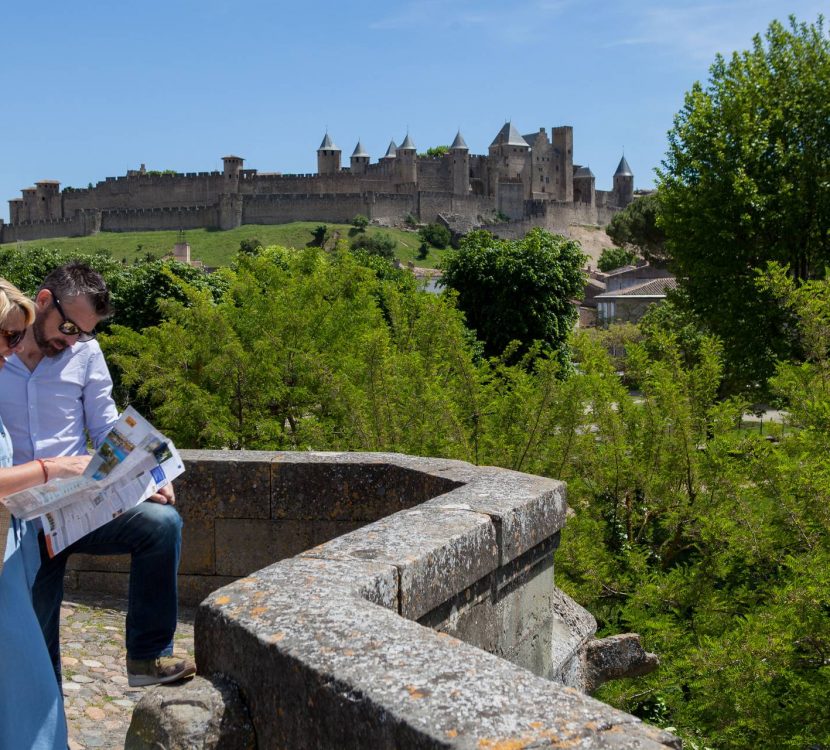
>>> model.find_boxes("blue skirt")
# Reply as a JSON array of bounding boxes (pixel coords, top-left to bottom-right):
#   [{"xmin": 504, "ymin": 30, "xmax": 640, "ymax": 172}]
[{"xmin": 0, "ymin": 517, "xmax": 67, "ymax": 750}]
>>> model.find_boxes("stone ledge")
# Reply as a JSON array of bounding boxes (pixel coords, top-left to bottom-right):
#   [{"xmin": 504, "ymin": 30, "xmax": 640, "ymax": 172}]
[{"xmin": 197, "ymin": 556, "xmax": 677, "ymax": 748}]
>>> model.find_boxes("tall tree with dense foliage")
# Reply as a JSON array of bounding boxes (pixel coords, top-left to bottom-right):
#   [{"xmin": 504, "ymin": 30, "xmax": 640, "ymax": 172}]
[
  {"xmin": 658, "ymin": 15, "xmax": 830, "ymax": 391},
  {"xmin": 440, "ymin": 228, "xmax": 585, "ymax": 362},
  {"xmin": 605, "ymin": 192, "xmax": 666, "ymax": 265}
]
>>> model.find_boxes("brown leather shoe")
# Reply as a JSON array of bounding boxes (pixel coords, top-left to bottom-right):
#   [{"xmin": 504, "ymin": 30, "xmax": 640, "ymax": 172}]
[{"xmin": 126, "ymin": 655, "xmax": 196, "ymax": 687}]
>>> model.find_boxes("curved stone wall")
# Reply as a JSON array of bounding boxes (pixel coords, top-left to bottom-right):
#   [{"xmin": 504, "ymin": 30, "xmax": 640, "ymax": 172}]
[{"xmin": 114, "ymin": 451, "xmax": 679, "ymax": 748}]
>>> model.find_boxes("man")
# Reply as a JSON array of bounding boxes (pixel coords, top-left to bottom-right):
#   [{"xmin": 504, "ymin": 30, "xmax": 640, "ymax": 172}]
[{"xmin": 0, "ymin": 262, "xmax": 196, "ymax": 687}]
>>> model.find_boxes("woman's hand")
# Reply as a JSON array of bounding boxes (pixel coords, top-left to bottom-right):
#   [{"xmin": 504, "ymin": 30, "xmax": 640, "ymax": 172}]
[{"xmin": 44, "ymin": 455, "xmax": 92, "ymax": 479}]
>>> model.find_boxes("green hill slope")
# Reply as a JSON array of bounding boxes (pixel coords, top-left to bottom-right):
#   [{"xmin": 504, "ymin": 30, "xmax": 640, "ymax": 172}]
[{"xmin": 0, "ymin": 222, "xmax": 447, "ymax": 269}]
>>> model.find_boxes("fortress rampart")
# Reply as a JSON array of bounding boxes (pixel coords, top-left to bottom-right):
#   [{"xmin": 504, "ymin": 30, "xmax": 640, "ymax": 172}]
[{"xmin": 3, "ymin": 123, "xmax": 636, "ymax": 245}]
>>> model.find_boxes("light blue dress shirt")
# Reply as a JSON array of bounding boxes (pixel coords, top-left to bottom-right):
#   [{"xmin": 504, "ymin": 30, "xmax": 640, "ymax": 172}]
[{"xmin": 0, "ymin": 340, "xmax": 119, "ymax": 464}]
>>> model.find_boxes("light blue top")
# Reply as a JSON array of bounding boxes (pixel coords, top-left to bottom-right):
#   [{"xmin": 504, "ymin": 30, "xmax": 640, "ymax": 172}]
[
  {"xmin": 0, "ymin": 340, "xmax": 118, "ymax": 464},
  {"xmin": 0, "ymin": 416, "xmax": 68, "ymax": 749}
]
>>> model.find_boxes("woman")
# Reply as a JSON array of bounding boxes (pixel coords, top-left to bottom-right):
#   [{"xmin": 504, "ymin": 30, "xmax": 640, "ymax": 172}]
[{"xmin": 0, "ymin": 277, "xmax": 91, "ymax": 750}]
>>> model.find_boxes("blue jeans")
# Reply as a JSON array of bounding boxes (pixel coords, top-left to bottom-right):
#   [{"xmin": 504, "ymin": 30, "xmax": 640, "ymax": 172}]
[{"xmin": 33, "ymin": 501, "xmax": 183, "ymax": 684}]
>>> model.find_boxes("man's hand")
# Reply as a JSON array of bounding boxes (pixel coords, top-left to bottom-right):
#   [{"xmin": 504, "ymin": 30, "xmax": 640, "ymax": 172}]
[{"xmin": 149, "ymin": 482, "xmax": 176, "ymax": 505}]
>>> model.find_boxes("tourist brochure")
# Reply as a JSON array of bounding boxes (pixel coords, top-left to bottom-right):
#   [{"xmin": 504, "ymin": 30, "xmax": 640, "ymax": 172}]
[{"xmin": 0, "ymin": 407, "xmax": 184, "ymax": 557}]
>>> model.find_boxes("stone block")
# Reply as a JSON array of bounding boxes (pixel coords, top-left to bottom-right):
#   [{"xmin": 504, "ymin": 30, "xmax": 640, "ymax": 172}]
[
  {"xmin": 125, "ymin": 674, "xmax": 255, "ymax": 750},
  {"xmin": 427, "ymin": 466, "xmax": 567, "ymax": 564},
  {"xmin": 215, "ymin": 519, "xmax": 316, "ymax": 577},
  {"xmin": 178, "ymin": 574, "xmax": 238, "ymax": 608},
  {"xmin": 180, "ymin": 517, "xmax": 215, "ymax": 575},
  {"xmin": 177, "ymin": 450, "xmax": 272, "ymax": 520},
  {"xmin": 271, "ymin": 458, "xmax": 458, "ymax": 522},
  {"xmin": 301, "ymin": 505, "xmax": 498, "ymax": 620}
]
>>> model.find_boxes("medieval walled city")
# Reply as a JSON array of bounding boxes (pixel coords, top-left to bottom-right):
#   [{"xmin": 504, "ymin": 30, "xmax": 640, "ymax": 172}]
[{"xmin": 0, "ymin": 121, "xmax": 635, "ymax": 245}]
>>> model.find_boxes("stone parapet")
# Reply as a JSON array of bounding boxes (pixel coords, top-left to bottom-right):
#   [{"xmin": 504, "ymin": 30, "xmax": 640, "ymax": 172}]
[{"xmin": 109, "ymin": 451, "xmax": 676, "ymax": 748}]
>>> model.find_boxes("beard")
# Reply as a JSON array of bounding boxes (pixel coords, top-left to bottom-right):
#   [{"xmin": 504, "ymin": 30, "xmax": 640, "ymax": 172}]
[{"xmin": 32, "ymin": 315, "xmax": 69, "ymax": 358}]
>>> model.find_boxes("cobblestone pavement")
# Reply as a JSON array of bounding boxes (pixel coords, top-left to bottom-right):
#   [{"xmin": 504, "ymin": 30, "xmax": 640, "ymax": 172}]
[{"xmin": 60, "ymin": 592, "xmax": 195, "ymax": 750}]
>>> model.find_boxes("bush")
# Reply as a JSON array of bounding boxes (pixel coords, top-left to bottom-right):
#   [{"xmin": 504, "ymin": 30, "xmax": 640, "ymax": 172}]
[
  {"xmin": 351, "ymin": 214, "xmax": 369, "ymax": 232},
  {"xmin": 597, "ymin": 246, "xmax": 636, "ymax": 272},
  {"xmin": 350, "ymin": 233, "xmax": 396, "ymax": 260},
  {"xmin": 417, "ymin": 243, "xmax": 429, "ymax": 261},
  {"xmin": 419, "ymin": 223, "xmax": 451, "ymax": 249}
]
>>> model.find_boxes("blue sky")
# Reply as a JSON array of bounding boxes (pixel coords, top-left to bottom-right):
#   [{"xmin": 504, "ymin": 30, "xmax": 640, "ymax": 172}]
[{"xmin": 2, "ymin": 1, "xmax": 824, "ymax": 223}]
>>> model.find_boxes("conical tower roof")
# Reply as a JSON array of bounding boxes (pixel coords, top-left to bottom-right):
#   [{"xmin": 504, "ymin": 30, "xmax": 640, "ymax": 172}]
[
  {"xmin": 318, "ymin": 133, "xmax": 340, "ymax": 151},
  {"xmin": 351, "ymin": 141, "xmax": 369, "ymax": 158},
  {"xmin": 450, "ymin": 130, "xmax": 468, "ymax": 150},
  {"xmin": 490, "ymin": 122, "xmax": 529, "ymax": 148},
  {"xmin": 384, "ymin": 140, "xmax": 397, "ymax": 158},
  {"xmin": 614, "ymin": 155, "xmax": 633, "ymax": 177},
  {"xmin": 399, "ymin": 133, "xmax": 416, "ymax": 150}
]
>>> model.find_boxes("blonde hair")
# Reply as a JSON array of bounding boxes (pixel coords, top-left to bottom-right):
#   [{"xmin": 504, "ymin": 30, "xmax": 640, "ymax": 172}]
[{"xmin": 0, "ymin": 277, "xmax": 35, "ymax": 329}]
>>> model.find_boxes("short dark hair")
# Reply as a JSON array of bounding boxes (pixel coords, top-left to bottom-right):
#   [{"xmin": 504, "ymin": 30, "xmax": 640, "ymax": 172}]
[{"xmin": 41, "ymin": 262, "xmax": 113, "ymax": 318}]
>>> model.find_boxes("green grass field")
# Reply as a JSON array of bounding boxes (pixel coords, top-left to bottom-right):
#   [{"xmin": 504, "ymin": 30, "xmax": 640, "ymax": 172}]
[{"xmin": 0, "ymin": 222, "xmax": 449, "ymax": 269}]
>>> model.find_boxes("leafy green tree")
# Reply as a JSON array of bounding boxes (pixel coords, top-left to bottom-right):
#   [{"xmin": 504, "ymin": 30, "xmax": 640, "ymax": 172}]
[
  {"xmin": 419, "ymin": 145, "xmax": 449, "ymax": 158},
  {"xmin": 310, "ymin": 225, "xmax": 329, "ymax": 248},
  {"xmin": 597, "ymin": 246, "xmax": 636, "ymax": 272},
  {"xmin": 418, "ymin": 222, "xmax": 451, "ymax": 249},
  {"xmin": 440, "ymin": 228, "xmax": 585, "ymax": 362},
  {"xmin": 239, "ymin": 237, "xmax": 263, "ymax": 255},
  {"xmin": 605, "ymin": 193, "xmax": 666, "ymax": 264},
  {"xmin": 350, "ymin": 232, "xmax": 396, "ymax": 260},
  {"xmin": 101, "ymin": 246, "xmax": 479, "ymax": 456},
  {"xmin": 658, "ymin": 15, "xmax": 830, "ymax": 391},
  {"xmin": 351, "ymin": 214, "xmax": 369, "ymax": 233}
]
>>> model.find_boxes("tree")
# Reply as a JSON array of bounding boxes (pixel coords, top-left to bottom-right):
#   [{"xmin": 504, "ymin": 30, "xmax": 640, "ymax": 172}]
[
  {"xmin": 419, "ymin": 145, "xmax": 449, "ymax": 158},
  {"xmin": 350, "ymin": 233, "xmax": 396, "ymax": 260},
  {"xmin": 310, "ymin": 225, "xmax": 329, "ymax": 248},
  {"xmin": 350, "ymin": 214, "xmax": 369, "ymax": 233},
  {"xmin": 440, "ymin": 228, "xmax": 586, "ymax": 362},
  {"xmin": 597, "ymin": 246, "xmax": 636, "ymax": 272},
  {"xmin": 658, "ymin": 15, "xmax": 830, "ymax": 391},
  {"xmin": 418, "ymin": 222, "xmax": 450, "ymax": 249},
  {"xmin": 605, "ymin": 192, "xmax": 666, "ymax": 264},
  {"xmin": 239, "ymin": 237, "xmax": 263, "ymax": 255}
]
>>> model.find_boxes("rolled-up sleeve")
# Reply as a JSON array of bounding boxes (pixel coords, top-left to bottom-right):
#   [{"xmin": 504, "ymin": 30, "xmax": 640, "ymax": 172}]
[{"xmin": 82, "ymin": 346, "xmax": 119, "ymax": 449}]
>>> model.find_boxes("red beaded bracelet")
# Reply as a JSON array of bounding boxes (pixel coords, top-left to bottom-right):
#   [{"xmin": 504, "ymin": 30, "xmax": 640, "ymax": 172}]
[{"xmin": 35, "ymin": 458, "xmax": 49, "ymax": 484}]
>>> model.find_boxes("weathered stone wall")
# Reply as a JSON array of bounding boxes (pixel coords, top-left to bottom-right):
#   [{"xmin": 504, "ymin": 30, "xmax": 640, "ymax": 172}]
[
  {"xmin": 100, "ymin": 205, "xmax": 218, "ymax": 232},
  {"xmin": 112, "ymin": 451, "xmax": 677, "ymax": 749},
  {"xmin": 0, "ymin": 209, "xmax": 101, "ymax": 243}
]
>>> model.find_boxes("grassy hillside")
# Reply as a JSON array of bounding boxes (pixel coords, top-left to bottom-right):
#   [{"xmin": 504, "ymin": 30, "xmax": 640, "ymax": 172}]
[{"xmin": 0, "ymin": 222, "xmax": 449, "ymax": 269}]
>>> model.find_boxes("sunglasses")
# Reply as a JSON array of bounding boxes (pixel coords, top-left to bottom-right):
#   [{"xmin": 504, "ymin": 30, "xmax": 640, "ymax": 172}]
[
  {"xmin": 0, "ymin": 328, "xmax": 25, "ymax": 348},
  {"xmin": 50, "ymin": 294, "xmax": 97, "ymax": 342}
]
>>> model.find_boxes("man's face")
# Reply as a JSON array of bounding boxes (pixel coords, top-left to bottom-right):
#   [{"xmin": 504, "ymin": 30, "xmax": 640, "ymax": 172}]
[{"xmin": 33, "ymin": 291, "xmax": 101, "ymax": 357}]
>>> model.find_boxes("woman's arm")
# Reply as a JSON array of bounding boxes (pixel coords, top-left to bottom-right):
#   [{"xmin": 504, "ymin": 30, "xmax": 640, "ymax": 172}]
[{"xmin": 0, "ymin": 455, "xmax": 92, "ymax": 499}]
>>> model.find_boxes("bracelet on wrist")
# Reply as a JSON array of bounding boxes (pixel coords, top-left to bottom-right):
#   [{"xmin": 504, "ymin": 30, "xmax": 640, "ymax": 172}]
[{"xmin": 35, "ymin": 458, "xmax": 49, "ymax": 484}]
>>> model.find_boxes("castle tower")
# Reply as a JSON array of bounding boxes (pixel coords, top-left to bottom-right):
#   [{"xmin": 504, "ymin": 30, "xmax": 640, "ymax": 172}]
[
  {"xmin": 222, "ymin": 156, "xmax": 244, "ymax": 194},
  {"xmin": 350, "ymin": 141, "xmax": 370, "ymax": 175},
  {"xmin": 8, "ymin": 198, "xmax": 23, "ymax": 225},
  {"xmin": 552, "ymin": 126, "xmax": 573, "ymax": 202},
  {"xmin": 449, "ymin": 130, "xmax": 470, "ymax": 196},
  {"xmin": 613, "ymin": 155, "xmax": 634, "ymax": 208},
  {"xmin": 396, "ymin": 133, "xmax": 417, "ymax": 184},
  {"xmin": 573, "ymin": 166, "xmax": 595, "ymax": 206},
  {"xmin": 223, "ymin": 155, "xmax": 244, "ymax": 180},
  {"xmin": 317, "ymin": 133, "xmax": 342, "ymax": 175},
  {"xmin": 381, "ymin": 140, "xmax": 397, "ymax": 162},
  {"xmin": 35, "ymin": 180, "xmax": 62, "ymax": 221},
  {"xmin": 489, "ymin": 122, "xmax": 530, "ymax": 195}
]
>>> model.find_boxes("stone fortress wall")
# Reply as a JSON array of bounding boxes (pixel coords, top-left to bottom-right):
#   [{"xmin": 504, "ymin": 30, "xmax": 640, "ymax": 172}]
[{"xmin": 1, "ymin": 121, "xmax": 636, "ymax": 245}]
